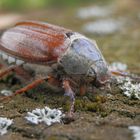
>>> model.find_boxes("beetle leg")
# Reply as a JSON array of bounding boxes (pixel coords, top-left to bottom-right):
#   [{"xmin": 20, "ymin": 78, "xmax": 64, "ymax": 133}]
[
  {"xmin": 0, "ymin": 65, "xmax": 17, "ymax": 78},
  {"xmin": 47, "ymin": 75, "xmax": 61, "ymax": 87},
  {"xmin": 0, "ymin": 76, "xmax": 50, "ymax": 101},
  {"xmin": 0, "ymin": 65, "xmax": 32, "ymax": 81},
  {"xmin": 14, "ymin": 78, "xmax": 47, "ymax": 95},
  {"xmin": 62, "ymin": 79, "xmax": 75, "ymax": 117}
]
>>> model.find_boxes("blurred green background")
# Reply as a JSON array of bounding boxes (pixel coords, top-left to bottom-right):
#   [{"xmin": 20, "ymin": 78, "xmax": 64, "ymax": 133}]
[{"xmin": 0, "ymin": 0, "xmax": 102, "ymax": 11}]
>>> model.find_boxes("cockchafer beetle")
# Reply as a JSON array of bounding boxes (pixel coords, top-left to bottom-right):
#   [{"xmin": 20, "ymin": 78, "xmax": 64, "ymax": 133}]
[{"xmin": 0, "ymin": 20, "xmax": 137, "ymax": 117}]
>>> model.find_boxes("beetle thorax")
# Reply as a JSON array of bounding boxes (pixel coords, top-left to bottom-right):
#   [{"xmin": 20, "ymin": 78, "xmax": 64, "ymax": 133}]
[
  {"xmin": 58, "ymin": 36, "xmax": 94, "ymax": 75},
  {"xmin": 58, "ymin": 33, "xmax": 105, "ymax": 77},
  {"xmin": 58, "ymin": 48, "xmax": 93, "ymax": 75},
  {"xmin": 58, "ymin": 33, "xmax": 110, "ymax": 87}
]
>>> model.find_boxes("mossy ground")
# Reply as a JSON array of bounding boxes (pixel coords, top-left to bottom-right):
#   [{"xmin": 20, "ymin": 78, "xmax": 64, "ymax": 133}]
[{"xmin": 0, "ymin": 0, "xmax": 140, "ymax": 139}]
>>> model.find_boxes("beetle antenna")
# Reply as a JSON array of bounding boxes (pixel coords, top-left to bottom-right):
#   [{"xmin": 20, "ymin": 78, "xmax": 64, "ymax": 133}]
[{"xmin": 110, "ymin": 70, "xmax": 140, "ymax": 82}]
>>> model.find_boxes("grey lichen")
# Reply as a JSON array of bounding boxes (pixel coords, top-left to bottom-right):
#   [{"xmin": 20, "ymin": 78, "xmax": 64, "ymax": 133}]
[
  {"xmin": 0, "ymin": 117, "xmax": 13, "ymax": 135},
  {"xmin": 25, "ymin": 106, "xmax": 65, "ymax": 126},
  {"xmin": 117, "ymin": 77, "xmax": 140, "ymax": 100},
  {"xmin": 129, "ymin": 126, "xmax": 140, "ymax": 140}
]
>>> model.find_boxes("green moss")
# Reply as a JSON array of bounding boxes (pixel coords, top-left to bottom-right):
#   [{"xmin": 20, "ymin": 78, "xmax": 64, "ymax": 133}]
[
  {"xmin": 100, "ymin": 112, "xmax": 107, "ymax": 117},
  {"xmin": 62, "ymin": 102, "xmax": 70, "ymax": 112},
  {"xmin": 86, "ymin": 102, "xmax": 101, "ymax": 112},
  {"xmin": 75, "ymin": 99, "xmax": 86, "ymax": 111},
  {"xmin": 74, "ymin": 95, "xmax": 106, "ymax": 113},
  {"xmin": 95, "ymin": 95, "xmax": 106, "ymax": 103}
]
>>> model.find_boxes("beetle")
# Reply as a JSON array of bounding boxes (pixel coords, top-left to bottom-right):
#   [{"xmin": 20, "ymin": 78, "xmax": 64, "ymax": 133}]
[{"xmin": 0, "ymin": 20, "xmax": 135, "ymax": 117}]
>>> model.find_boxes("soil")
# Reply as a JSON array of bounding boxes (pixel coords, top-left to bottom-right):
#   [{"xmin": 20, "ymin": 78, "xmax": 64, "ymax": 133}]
[
  {"xmin": 0, "ymin": 80, "xmax": 140, "ymax": 140},
  {"xmin": 0, "ymin": 0, "xmax": 140, "ymax": 139}
]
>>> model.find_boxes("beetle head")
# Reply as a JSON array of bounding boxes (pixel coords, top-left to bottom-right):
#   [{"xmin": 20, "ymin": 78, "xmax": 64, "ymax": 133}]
[{"xmin": 87, "ymin": 61, "xmax": 111, "ymax": 90}]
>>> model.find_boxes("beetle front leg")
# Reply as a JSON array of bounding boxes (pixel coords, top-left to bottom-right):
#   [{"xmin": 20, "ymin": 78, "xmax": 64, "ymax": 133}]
[{"xmin": 62, "ymin": 79, "xmax": 75, "ymax": 117}]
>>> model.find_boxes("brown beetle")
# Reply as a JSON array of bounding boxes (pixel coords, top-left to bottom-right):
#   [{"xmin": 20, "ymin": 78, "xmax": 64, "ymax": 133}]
[{"xmin": 0, "ymin": 20, "xmax": 136, "ymax": 116}]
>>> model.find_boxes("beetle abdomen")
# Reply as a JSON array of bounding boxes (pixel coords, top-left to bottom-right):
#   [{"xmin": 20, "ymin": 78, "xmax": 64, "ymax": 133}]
[{"xmin": 0, "ymin": 21, "xmax": 71, "ymax": 65}]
